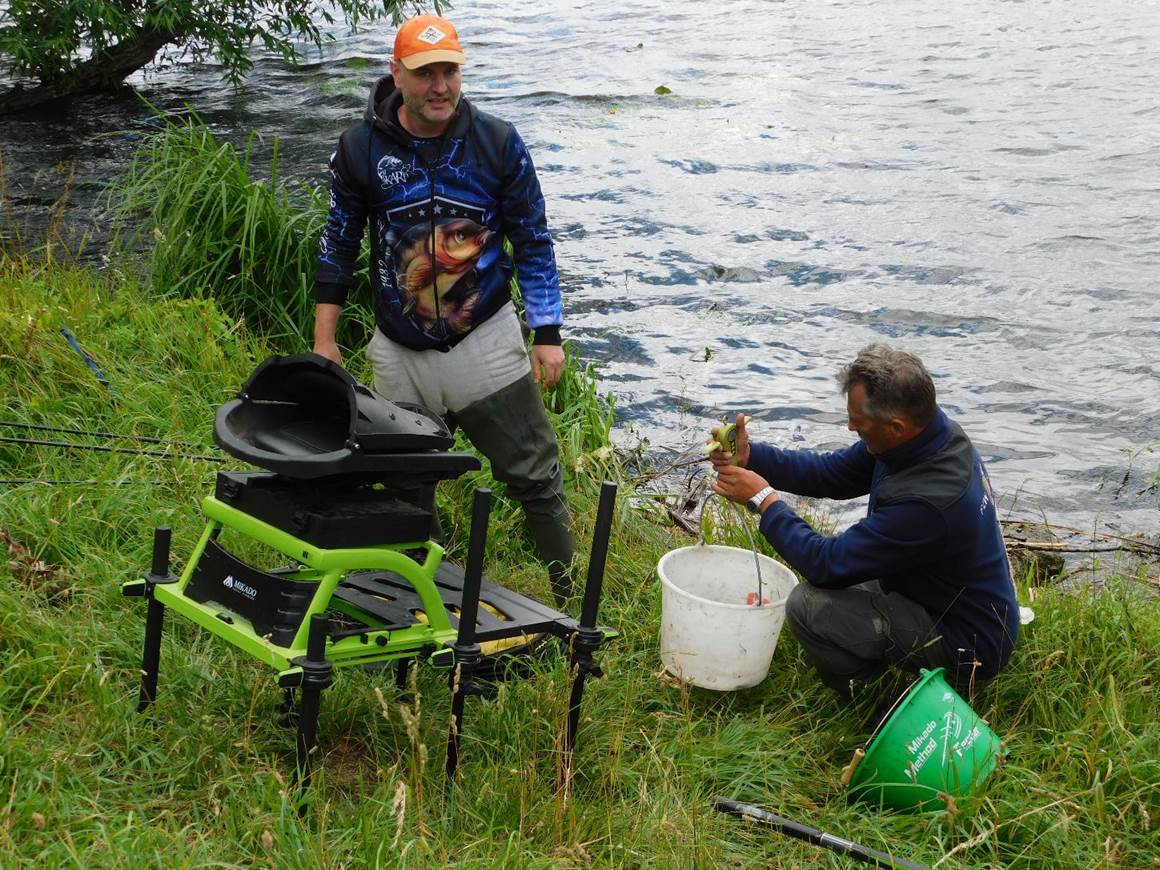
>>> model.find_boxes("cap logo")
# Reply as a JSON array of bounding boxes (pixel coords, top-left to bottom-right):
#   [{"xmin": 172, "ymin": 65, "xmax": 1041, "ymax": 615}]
[{"xmin": 416, "ymin": 26, "xmax": 448, "ymax": 45}]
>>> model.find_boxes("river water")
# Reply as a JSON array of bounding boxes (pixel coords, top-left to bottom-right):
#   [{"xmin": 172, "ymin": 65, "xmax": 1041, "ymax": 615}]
[{"xmin": 2, "ymin": 0, "xmax": 1158, "ymax": 533}]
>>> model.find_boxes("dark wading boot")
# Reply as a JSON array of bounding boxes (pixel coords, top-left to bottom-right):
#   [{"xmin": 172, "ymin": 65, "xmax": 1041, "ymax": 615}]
[
  {"xmin": 452, "ymin": 374, "xmax": 576, "ymax": 608},
  {"xmin": 526, "ymin": 510, "xmax": 577, "ymax": 607}
]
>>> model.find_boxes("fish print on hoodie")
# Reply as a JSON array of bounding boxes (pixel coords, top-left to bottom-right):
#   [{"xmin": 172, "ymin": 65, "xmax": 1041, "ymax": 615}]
[{"xmin": 315, "ymin": 76, "xmax": 562, "ymax": 351}]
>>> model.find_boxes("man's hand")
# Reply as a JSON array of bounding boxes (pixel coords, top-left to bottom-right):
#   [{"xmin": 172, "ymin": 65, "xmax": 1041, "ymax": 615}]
[
  {"xmin": 709, "ymin": 412, "xmax": 752, "ymax": 468},
  {"xmin": 711, "ymin": 464, "xmax": 779, "ymax": 511},
  {"xmin": 531, "ymin": 344, "xmax": 565, "ymax": 388}
]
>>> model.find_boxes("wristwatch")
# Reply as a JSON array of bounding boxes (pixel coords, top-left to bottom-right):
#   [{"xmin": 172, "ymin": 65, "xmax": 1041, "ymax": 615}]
[{"xmin": 747, "ymin": 486, "xmax": 776, "ymax": 515}]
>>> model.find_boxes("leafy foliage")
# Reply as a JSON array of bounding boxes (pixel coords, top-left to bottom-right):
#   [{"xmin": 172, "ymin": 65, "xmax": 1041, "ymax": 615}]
[{"xmin": 0, "ymin": 0, "xmax": 423, "ymax": 88}]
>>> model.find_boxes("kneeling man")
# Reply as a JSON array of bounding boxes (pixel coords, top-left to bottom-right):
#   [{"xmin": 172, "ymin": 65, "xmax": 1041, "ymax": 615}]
[{"xmin": 710, "ymin": 343, "xmax": 1019, "ymax": 698}]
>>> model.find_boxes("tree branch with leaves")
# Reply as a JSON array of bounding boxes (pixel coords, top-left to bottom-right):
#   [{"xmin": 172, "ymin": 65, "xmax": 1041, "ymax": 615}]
[{"xmin": 0, "ymin": 0, "xmax": 434, "ymax": 113}]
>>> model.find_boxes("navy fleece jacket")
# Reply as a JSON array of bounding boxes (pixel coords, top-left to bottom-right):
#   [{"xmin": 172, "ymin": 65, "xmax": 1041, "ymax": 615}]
[{"xmin": 752, "ymin": 408, "xmax": 1019, "ymax": 679}]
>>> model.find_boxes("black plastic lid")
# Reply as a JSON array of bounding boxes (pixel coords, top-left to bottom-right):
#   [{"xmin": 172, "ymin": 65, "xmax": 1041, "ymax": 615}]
[{"xmin": 214, "ymin": 353, "xmax": 475, "ymax": 479}]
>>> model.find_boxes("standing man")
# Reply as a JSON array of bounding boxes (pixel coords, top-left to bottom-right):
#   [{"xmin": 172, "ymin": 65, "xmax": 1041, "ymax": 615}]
[
  {"xmin": 710, "ymin": 344, "xmax": 1019, "ymax": 698},
  {"xmin": 313, "ymin": 14, "xmax": 575, "ymax": 604}
]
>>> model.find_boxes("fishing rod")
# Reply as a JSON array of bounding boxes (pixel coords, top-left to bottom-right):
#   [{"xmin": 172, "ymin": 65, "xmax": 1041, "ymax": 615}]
[
  {"xmin": 0, "ymin": 479, "xmax": 152, "ymax": 487},
  {"xmin": 713, "ymin": 797, "xmax": 929, "ymax": 870},
  {"xmin": 0, "ymin": 435, "xmax": 223, "ymax": 463},
  {"xmin": 0, "ymin": 420, "xmax": 203, "ymax": 449}
]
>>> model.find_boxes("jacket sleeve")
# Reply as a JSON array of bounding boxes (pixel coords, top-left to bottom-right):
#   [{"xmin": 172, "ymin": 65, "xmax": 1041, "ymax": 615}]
[
  {"xmin": 748, "ymin": 440, "xmax": 876, "ymax": 499},
  {"xmin": 499, "ymin": 125, "xmax": 562, "ymax": 334},
  {"xmin": 314, "ymin": 128, "xmax": 369, "ymax": 306},
  {"xmin": 758, "ymin": 498, "xmax": 947, "ymax": 589}
]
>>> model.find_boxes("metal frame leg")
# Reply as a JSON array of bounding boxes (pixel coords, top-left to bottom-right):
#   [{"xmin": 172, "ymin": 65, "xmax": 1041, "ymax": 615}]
[
  {"xmin": 445, "ymin": 489, "xmax": 491, "ymax": 781},
  {"xmin": 395, "ymin": 658, "xmax": 411, "ymax": 692},
  {"xmin": 295, "ymin": 614, "xmax": 333, "ymax": 813},
  {"xmin": 137, "ymin": 527, "xmax": 175, "ymax": 713}
]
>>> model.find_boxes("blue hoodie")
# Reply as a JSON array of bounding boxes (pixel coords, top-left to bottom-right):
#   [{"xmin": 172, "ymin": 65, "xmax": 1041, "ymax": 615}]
[
  {"xmin": 315, "ymin": 76, "xmax": 562, "ymax": 351},
  {"xmin": 752, "ymin": 408, "xmax": 1019, "ymax": 680}
]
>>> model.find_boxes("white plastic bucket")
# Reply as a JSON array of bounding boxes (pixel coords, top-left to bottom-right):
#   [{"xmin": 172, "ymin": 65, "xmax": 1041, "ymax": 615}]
[{"xmin": 658, "ymin": 545, "xmax": 798, "ymax": 691}]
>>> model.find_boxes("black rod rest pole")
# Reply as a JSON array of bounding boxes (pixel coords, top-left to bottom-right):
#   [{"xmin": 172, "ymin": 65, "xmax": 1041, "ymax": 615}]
[
  {"xmin": 295, "ymin": 613, "xmax": 334, "ymax": 814},
  {"xmin": 713, "ymin": 797, "xmax": 929, "ymax": 870},
  {"xmin": 562, "ymin": 481, "xmax": 617, "ymax": 784},
  {"xmin": 445, "ymin": 488, "xmax": 491, "ymax": 781},
  {"xmin": 137, "ymin": 526, "xmax": 176, "ymax": 713}
]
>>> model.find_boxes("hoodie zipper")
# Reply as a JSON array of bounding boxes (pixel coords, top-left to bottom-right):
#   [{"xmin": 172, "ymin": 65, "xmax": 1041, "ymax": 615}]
[
  {"xmin": 424, "ymin": 134, "xmax": 451, "ymax": 342},
  {"xmin": 428, "ymin": 145, "xmax": 439, "ymax": 338}
]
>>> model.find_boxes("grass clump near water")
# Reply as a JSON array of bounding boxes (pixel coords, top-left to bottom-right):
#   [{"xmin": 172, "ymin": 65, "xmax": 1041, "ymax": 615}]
[
  {"xmin": 111, "ymin": 114, "xmax": 374, "ymax": 354},
  {"xmin": 2, "ymin": 255, "xmax": 1159, "ymax": 867}
]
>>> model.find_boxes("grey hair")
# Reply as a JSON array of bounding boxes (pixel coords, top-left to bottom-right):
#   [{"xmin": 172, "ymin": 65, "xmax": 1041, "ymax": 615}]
[{"xmin": 837, "ymin": 343, "xmax": 937, "ymax": 427}]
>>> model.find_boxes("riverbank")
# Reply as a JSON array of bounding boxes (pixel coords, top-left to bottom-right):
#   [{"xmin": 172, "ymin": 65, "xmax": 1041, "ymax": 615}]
[{"xmin": 2, "ymin": 254, "xmax": 1157, "ymax": 867}]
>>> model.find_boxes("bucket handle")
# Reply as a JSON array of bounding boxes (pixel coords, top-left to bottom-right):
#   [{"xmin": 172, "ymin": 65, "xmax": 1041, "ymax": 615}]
[
  {"xmin": 839, "ymin": 747, "xmax": 865, "ymax": 786},
  {"xmin": 697, "ymin": 491, "xmax": 765, "ymax": 607}
]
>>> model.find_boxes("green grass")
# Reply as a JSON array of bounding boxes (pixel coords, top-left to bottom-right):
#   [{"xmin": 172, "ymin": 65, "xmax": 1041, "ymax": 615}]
[{"xmin": 3, "ymin": 242, "xmax": 1158, "ymax": 862}]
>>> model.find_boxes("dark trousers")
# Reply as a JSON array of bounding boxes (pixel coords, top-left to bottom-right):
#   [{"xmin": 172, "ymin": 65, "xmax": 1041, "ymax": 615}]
[
  {"xmin": 785, "ymin": 581, "xmax": 948, "ymax": 699},
  {"xmin": 450, "ymin": 374, "xmax": 576, "ymax": 605}
]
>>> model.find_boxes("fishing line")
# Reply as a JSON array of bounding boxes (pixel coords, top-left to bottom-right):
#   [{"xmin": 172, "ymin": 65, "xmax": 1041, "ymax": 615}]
[
  {"xmin": 695, "ymin": 487, "xmax": 766, "ymax": 607},
  {"xmin": 0, "ymin": 435, "xmax": 223, "ymax": 463},
  {"xmin": 0, "ymin": 479, "xmax": 152, "ymax": 487},
  {"xmin": 0, "ymin": 420, "xmax": 202, "ymax": 449}
]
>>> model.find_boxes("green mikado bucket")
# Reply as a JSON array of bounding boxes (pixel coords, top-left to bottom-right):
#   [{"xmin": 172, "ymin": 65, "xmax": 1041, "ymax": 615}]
[{"xmin": 846, "ymin": 668, "xmax": 1004, "ymax": 812}]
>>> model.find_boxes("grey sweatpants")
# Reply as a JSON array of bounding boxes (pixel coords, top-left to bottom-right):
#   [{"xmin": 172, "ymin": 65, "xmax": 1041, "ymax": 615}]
[
  {"xmin": 785, "ymin": 580, "xmax": 949, "ymax": 698},
  {"xmin": 367, "ymin": 302, "xmax": 531, "ymax": 417}
]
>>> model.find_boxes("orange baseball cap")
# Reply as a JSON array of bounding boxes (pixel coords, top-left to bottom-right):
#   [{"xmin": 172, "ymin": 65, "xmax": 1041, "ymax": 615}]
[{"xmin": 393, "ymin": 15, "xmax": 467, "ymax": 70}]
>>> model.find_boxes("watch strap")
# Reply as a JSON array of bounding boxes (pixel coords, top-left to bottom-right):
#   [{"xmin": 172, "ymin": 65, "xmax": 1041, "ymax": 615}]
[{"xmin": 748, "ymin": 486, "xmax": 776, "ymax": 514}]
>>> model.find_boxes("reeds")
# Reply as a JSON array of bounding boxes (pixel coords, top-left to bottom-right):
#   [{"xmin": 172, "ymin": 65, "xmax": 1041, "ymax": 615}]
[
  {"xmin": 111, "ymin": 113, "xmax": 374, "ymax": 352},
  {"xmin": 0, "ymin": 155, "xmax": 86, "ymax": 263}
]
